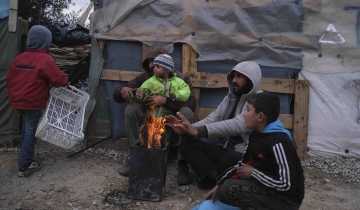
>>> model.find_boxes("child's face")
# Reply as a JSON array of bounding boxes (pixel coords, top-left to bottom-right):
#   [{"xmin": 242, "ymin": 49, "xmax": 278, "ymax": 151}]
[
  {"xmin": 154, "ymin": 64, "xmax": 166, "ymax": 78},
  {"xmin": 242, "ymin": 103, "xmax": 259, "ymax": 130}
]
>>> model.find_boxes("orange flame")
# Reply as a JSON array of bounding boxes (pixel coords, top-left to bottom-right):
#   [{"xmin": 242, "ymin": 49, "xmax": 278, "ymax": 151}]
[{"xmin": 139, "ymin": 104, "xmax": 166, "ymax": 149}]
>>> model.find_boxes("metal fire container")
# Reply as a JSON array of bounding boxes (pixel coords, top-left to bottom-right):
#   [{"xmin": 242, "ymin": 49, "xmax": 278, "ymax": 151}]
[{"xmin": 127, "ymin": 142, "xmax": 169, "ymax": 202}]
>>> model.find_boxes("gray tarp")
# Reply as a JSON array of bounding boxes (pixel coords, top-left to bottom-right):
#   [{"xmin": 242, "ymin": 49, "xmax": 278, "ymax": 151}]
[
  {"xmin": 0, "ymin": 18, "xmax": 23, "ymax": 144},
  {"xmin": 90, "ymin": 0, "xmax": 308, "ymax": 69}
]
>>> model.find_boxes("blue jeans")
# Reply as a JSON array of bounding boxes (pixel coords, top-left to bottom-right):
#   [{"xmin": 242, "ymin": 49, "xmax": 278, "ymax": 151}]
[{"xmin": 17, "ymin": 110, "xmax": 42, "ymax": 169}]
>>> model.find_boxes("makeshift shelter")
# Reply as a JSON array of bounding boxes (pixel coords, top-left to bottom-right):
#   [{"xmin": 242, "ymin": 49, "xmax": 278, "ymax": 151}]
[
  {"xmin": 85, "ymin": 0, "xmax": 360, "ymax": 159},
  {"xmin": 0, "ymin": 0, "xmax": 26, "ymax": 145}
]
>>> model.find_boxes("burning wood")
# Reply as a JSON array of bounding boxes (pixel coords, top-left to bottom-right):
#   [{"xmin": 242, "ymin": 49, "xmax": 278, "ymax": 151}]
[{"xmin": 139, "ymin": 104, "xmax": 166, "ymax": 149}]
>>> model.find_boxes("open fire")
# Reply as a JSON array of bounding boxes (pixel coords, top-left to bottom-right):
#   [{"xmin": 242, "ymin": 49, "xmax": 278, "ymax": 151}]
[
  {"xmin": 139, "ymin": 104, "xmax": 166, "ymax": 149},
  {"xmin": 129, "ymin": 104, "xmax": 169, "ymax": 201}
]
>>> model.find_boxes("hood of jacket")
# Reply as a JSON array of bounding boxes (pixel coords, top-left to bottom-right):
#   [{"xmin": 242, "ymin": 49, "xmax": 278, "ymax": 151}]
[
  {"xmin": 227, "ymin": 61, "xmax": 262, "ymax": 97},
  {"xmin": 142, "ymin": 47, "xmax": 168, "ymax": 75},
  {"xmin": 26, "ymin": 25, "xmax": 52, "ymax": 52}
]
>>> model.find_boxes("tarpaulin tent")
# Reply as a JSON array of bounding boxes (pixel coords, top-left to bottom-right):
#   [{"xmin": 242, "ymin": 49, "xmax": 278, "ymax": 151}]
[
  {"xmin": 0, "ymin": 16, "xmax": 24, "ymax": 144},
  {"xmin": 84, "ymin": 0, "xmax": 359, "ymax": 158}
]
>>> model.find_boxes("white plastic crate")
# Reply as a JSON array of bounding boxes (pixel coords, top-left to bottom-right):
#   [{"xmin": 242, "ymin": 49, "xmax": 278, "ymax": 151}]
[{"xmin": 35, "ymin": 85, "xmax": 89, "ymax": 150}]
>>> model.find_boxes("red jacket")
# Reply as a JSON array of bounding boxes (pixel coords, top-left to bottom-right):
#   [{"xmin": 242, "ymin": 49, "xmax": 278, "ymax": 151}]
[{"xmin": 7, "ymin": 49, "xmax": 68, "ymax": 110}]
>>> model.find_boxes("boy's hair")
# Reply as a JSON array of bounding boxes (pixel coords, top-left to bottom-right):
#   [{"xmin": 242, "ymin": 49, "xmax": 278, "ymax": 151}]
[{"xmin": 247, "ymin": 92, "xmax": 280, "ymax": 124}]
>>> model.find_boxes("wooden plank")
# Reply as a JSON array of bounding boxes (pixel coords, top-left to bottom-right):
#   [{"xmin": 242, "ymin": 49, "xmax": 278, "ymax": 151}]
[
  {"xmin": 193, "ymin": 89, "xmax": 201, "ymax": 121},
  {"xmin": 302, "ymin": 0, "xmax": 321, "ymax": 13},
  {"xmin": 97, "ymin": 32, "xmax": 320, "ymax": 50},
  {"xmin": 21, "ymin": 19, "xmax": 29, "ymax": 35},
  {"xmin": 278, "ymin": 114, "xmax": 294, "ymax": 130},
  {"xmin": 101, "ymin": 69, "xmax": 142, "ymax": 81},
  {"xmin": 100, "ymin": 69, "xmax": 295, "ymax": 94},
  {"xmin": 142, "ymin": 43, "xmax": 152, "ymax": 71},
  {"xmin": 293, "ymin": 80, "xmax": 310, "ymax": 161},
  {"xmin": 196, "ymin": 108, "xmax": 215, "ymax": 122},
  {"xmin": 196, "ymin": 108, "xmax": 294, "ymax": 129},
  {"xmin": 182, "ymin": 43, "xmax": 200, "ymax": 121},
  {"xmin": 77, "ymin": 2, "xmax": 94, "ymax": 27},
  {"xmin": 182, "ymin": 44, "xmax": 198, "ymax": 74},
  {"xmin": 97, "ymin": 40, "xmax": 105, "ymax": 53},
  {"xmin": 8, "ymin": 0, "xmax": 18, "ymax": 32},
  {"xmin": 259, "ymin": 78, "xmax": 295, "ymax": 94}
]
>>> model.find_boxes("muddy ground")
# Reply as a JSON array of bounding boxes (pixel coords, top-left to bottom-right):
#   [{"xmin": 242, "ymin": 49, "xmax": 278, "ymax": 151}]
[{"xmin": 0, "ymin": 140, "xmax": 359, "ymax": 210}]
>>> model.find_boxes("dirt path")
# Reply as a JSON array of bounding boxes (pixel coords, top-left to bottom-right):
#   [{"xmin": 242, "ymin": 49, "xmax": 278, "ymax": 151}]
[{"xmin": 1, "ymin": 141, "xmax": 359, "ymax": 210}]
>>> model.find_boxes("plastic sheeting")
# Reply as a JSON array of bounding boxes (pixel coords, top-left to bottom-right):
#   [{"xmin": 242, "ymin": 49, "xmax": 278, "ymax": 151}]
[
  {"xmin": 0, "ymin": 18, "xmax": 23, "ymax": 144},
  {"xmin": 84, "ymin": 37, "xmax": 104, "ymax": 130},
  {"xmin": 90, "ymin": 0, "xmax": 306, "ymax": 69},
  {"xmin": 87, "ymin": 0, "xmax": 360, "ymax": 158},
  {"xmin": 104, "ymin": 41, "xmax": 298, "ymax": 139},
  {"xmin": 302, "ymin": 0, "xmax": 360, "ymax": 73},
  {"xmin": 0, "ymin": 0, "xmax": 9, "ymax": 19},
  {"xmin": 299, "ymin": 0, "xmax": 360, "ymax": 158},
  {"xmin": 301, "ymin": 71, "xmax": 360, "ymax": 158}
]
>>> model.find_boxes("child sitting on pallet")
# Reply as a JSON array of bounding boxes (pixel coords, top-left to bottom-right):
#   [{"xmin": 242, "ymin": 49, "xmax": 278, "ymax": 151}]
[
  {"xmin": 136, "ymin": 54, "xmax": 190, "ymax": 148},
  {"xmin": 193, "ymin": 92, "xmax": 304, "ymax": 210}
]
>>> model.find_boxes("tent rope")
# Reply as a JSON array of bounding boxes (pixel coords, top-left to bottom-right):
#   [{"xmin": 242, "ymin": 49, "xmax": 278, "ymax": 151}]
[
  {"xmin": 159, "ymin": 0, "xmax": 167, "ymax": 47},
  {"xmin": 271, "ymin": 0, "xmax": 294, "ymax": 103}
]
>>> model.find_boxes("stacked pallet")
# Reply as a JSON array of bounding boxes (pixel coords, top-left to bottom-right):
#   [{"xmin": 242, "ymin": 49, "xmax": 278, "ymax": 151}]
[
  {"xmin": 49, "ymin": 44, "xmax": 91, "ymax": 73},
  {"xmin": 49, "ymin": 44, "xmax": 91, "ymax": 91}
]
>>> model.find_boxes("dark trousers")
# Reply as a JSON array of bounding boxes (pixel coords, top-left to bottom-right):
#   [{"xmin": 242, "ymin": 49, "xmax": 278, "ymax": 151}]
[
  {"xmin": 17, "ymin": 110, "xmax": 42, "ymax": 169},
  {"xmin": 216, "ymin": 179, "xmax": 301, "ymax": 210},
  {"xmin": 179, "ymin": 137, "xmax": 243, "ymax": 181}
]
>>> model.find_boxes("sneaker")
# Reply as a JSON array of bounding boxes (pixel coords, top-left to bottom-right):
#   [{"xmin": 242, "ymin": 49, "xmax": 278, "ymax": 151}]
[
  {"xmin": 18, "ymin": 160, "xmax": 43, "ymax": 177},
  {"xmin": 177, "ymin": 162, "xmax": 192, "ymax": 185},
  {"xmin": 197, "ymin": 176, "xmax": 216, "ymax": 190},
  {"xmin": 118, "ymin": 161, "xmax": 129, "ymax": 177}
]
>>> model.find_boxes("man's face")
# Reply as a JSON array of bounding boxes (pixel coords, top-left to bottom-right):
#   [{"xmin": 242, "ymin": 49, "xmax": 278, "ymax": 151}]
[
  {"xmin": 148, "ymin": 59, "xmax": 155, "ymax": 72},
  {"xmin": 232, "ymin": 71, "xmax": 252, "ymax": 96}
]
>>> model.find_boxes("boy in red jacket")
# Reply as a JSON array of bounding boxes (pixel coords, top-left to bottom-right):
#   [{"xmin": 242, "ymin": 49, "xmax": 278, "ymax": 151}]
[{"xmin": 6, "ymin": 25, "xmax": 68, "ymax": 177}]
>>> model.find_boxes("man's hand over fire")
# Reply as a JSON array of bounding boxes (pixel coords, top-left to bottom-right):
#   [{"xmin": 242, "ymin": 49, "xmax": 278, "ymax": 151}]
[
  {"xmin": 121, "ymin": 87, "xmax": 137, "ymax": 102},
  {"xmin": 165, "ymin": 112, "xmax": 198, "ymax": 137},
  {"xmin": 145, "ymin": 95, "xmax": 166, "ymax": 107}
]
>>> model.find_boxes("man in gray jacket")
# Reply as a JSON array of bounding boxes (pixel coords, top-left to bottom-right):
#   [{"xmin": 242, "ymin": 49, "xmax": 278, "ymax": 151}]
[{"xmin": 165, "ymin": 61, "xmax": 262, "ymax": 189}]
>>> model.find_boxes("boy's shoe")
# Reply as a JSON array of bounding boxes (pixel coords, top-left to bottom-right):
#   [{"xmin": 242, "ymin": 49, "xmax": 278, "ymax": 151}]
[
  {"xmin": 197, "ymin": 176, "xmax": 216, "ymax": 190},
  {"xmin": 118, "ymin": 161, "xmax": 129, "ymax": 177},
  {"xmin": 18, "ymin": 160, "xmax": 43, "ymax": 177},
  {"xmin": 177, "ymin": 164, "xmax": 192, "ymax": 185}
]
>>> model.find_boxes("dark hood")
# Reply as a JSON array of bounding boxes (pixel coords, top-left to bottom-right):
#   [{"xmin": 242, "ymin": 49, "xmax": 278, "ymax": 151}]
[
  {"xmin": 142, "ymin": 47, "xmax": 168, "ymax": 75},
  {"xmin": 26, "ymin": 25, "xmax": 52, "ymax": 52}
]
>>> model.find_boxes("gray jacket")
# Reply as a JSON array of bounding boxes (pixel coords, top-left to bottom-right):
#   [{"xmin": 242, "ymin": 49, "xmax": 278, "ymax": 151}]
[{"xmin": 193, "ymin": 61, "xmax": 262, "ymax": 152}]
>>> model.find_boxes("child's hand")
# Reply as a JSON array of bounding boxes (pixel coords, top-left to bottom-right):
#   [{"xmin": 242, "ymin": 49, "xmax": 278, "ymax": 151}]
[
  {"xmin": 136, "ymin": 88, "xmax": 148, "ymax": 99},
  {"xmin": 168, "ymin": 93, "xmax": 176, "ymax": 101},
  {"xmin": 236, "ymin": 163, "xmax": 254, "ymax": 179}
]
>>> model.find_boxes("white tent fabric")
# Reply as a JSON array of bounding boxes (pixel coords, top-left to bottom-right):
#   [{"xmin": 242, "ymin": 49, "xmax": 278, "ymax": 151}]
[
  {"xmin": 300, "ymin": 71, "xmax": 360, "ymax": 158},
  {"xmin": 300, "ymin": 0, "xmax": 360, "ymax": 158}
]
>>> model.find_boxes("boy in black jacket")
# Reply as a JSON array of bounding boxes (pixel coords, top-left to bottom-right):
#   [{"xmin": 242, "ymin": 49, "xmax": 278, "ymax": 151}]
[{"xmin": 204, "ymin": 92, "xmax": 304, "ymax": 210}]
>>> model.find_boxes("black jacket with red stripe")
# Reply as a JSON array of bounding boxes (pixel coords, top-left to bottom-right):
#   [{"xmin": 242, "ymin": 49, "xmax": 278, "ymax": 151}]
[{"xmin": 217, "ymin": 131, "xmax": 305, "ymax": 205}]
